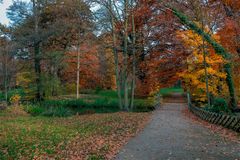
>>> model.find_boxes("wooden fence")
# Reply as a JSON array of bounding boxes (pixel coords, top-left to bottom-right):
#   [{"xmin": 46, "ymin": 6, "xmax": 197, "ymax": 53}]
[
  {"xmin": 154, "ymin": 93, "xmax": 162, "ymax": 108},
  {"xmin": 189, "ymin": 104, "xmax": 240, "ymax": 133}
]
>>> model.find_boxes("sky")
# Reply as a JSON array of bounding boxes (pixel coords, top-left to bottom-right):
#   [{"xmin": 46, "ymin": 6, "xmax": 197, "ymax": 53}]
[
  {"xmin": 0, "ymin": 0, "xmax": 12, "ymax": 25},
  {"xmin": 0, "ymin": 0, "xmax": 29, "ymax": 25}
]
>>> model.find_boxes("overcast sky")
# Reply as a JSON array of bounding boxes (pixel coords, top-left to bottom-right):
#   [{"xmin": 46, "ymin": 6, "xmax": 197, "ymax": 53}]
[{"xmin": 0, "ymin": 0, "xmax": 29, "ymax": 25}]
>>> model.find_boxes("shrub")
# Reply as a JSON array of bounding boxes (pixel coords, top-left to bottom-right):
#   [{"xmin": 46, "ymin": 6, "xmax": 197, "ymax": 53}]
[
  {"xmin": 208, "ymin": 98, "xmax": 231, "ymax": 113},
  {"xmin": 95, "ymin": 86, "xmax": 103, "ymax": 94},
  {"xmin": 133, "ymin": 98, "xmax": 155, "ymax": 112},
  {"xmin": 10, "ymin": 94, "xmax": 21, "ymax": 106},
  {"xmin": 65, "ymin": 83, "xmax": 76, "ymax": 94},
  {"xmin": 96, "ymin": 90, "xmax": 118, "ymax": 98},
  {"xmin": 0, "ymin": 88, "xmax": 25, "ymax": 102},
  {"xmin": 24, "ymin": 95, "xmax": 154, "ymax": 117},
  {"xmin": 79, "ymin": 89, "xmax": 95, "ymax": 95},
  {"xmin": 24, "ymin": 104, "xmax": 44, "ymax": 116}
]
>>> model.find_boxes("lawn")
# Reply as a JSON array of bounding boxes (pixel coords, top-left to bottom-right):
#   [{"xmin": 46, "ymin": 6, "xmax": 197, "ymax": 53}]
[
  {"xmin": 159, "ymin": 87, "xmax": 184, "ymax": 97},
  {"xmin": 0, "ymin": 110, "xmax": 150, "ymax": 160},
  {"xmin": 0, "ymin": 90, "xmax": 154, "ymax": 159}
]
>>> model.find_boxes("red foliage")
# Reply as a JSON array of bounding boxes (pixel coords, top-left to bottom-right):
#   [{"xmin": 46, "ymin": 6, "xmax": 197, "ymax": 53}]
[
  {"xmin": 133, "ymin": 1, "xmax": 189, "ymax": 96},
  {"xmin": 63, "ymin": 42, "xmax": 102, "ymax": 89}
]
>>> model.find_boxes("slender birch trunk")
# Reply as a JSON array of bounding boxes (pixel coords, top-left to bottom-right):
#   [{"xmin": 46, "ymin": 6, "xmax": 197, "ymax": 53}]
[{"xmin": 130, "ymin": 0, "xmax": 136, "ymax": 110}]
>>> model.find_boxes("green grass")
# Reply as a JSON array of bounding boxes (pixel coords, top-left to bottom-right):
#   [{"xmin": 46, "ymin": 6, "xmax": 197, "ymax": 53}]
[
  {"xmin": 0, "ymin": 116, "xmax": 76, "ymax": 159},
  {"xmin": 0, "ymin": 111, "xmax": 150, "ymax": 159},
  {"xmin": 0, "ymin": 90, "xmax": 153, "ymax": 159},
  {"xmin": 0, "ymin": 114, "xmax": 117, "ymax": 159},
  {"xmin": 159, "ymin": 87, "xmax": 184, "ymax": 97}
]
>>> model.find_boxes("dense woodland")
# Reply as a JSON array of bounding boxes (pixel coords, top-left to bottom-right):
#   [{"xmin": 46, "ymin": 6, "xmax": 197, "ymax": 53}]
[
  {"xmin": 1, "ymin": 0, "xmax": 239, "ymax": 110},
  {"xmin": 0, "ymin": 0, "xmax": 240, "ymax": 159}
]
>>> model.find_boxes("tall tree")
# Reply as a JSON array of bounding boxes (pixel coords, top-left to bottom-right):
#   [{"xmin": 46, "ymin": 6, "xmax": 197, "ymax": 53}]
[
  {"xmin": 0, "ymin": 26, "xmax": 16, "ymax": 102},
  {"xmin": 171, "ymin": 7, "xmax": 237, "ymax": 109},
  {"xmin": 7, "ymin": 0, "xmax": 93, "ymax": 100}
]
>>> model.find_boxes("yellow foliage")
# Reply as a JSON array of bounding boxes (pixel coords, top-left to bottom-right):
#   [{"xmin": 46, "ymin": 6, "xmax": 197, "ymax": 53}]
[
  {"xmin": 10, "ymin": 94, "xmax": 21, "ymax": 106},
  {"xmin": 16, "ymin": 72, "xmax": 36, "ymax": 101},
  {"xmin": 177, "ymin": 28, "xmax": 228, "ymax": 102}
]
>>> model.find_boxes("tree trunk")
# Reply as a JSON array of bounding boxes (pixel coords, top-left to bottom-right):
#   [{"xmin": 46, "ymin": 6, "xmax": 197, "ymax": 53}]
[
  {"xmin": 123, "ymin": 0, "xmax": 129, "ymax": 111},
  {"xmin": 33, "ymin": 0, "xmax": 42, "ymax": 101},
  {"xmin": 109, "ymin": 0, "xmax": 123, "ymax": 110},
  {"xmin": 202, "ymin": 23, "xmax": 210, "ymax": 107},
  {"xmin": 4, "ymin": 46, "xmax": 8, "ymax": 102},
  {"xmin": 34, "ymin": 44, "xmax": 42, "ymax": 100},
  {"xmin": 130, "ymin": 0, "xmax": 136, "ymax": 110},
  {"xmin": 76, "ymin": 46, "xmax": 80, "ymax": 99},
  {"xmin": 224, "ymin": 64, "xmax": 237, "ymax": 108}
]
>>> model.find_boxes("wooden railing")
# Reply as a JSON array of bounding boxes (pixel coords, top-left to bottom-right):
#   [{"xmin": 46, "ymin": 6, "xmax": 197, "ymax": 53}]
[
  {"xmin": 189, "ymin": 104, "xmax": 240, "ymax": 133},
  {"xmin": 154, "ymin": 93, "xmax": 163, "ymax": 109}
]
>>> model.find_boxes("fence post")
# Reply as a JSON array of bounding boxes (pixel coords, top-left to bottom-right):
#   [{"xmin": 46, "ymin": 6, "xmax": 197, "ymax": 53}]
[
  {"xmin": 187, "ymin": 92, "xmax": 191, "ymax": 108},
  {"xmin": 155, "ymin": 93, "xmax": 161, "ymax": 108}
]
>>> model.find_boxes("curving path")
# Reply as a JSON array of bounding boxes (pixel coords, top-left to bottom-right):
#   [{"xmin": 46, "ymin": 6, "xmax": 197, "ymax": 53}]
[{"xmin": 115, "ymin": 96, "xmax": 240, "ymax": 160}]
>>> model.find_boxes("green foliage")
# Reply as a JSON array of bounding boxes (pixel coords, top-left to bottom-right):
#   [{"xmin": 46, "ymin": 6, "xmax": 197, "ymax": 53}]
[
  {"xmin": 206, "ymin": 98, "xmax": 231, "ymax": 113},
  {"xmin": 133, "ymin": 98, "xmax": 155, "ymax": 112},
  {"xmin": 65, "ymin": 83, "xmax": 77, "ymax": 94},
  {"xmin": 171, "ymin": 8, "xmax": 230, "ymax": 59},
  {"xmin": 95, "ymin": 86, "xmax": 103, "ymax": 94},
  {"xmin": 96, "ymin": 90, "xmax": 118, "ymax": 98},
  {"xmin": 42, "ymin": 97, "xmax": 120, "ymax": 115},
  {"xmin": 0, "ymin": 88, "xmax": 25, "ymax": 102},
  {"xmin": 16, "ymin": 72, "xmax": 37, "ymax": 101},
  {"xmin": 159, "ymin": 87, "xmax": 184, "ymax": 97},
  {"xmin": 79, "ymin": 89, "xmax": 96, "ymax": 95},
  {"xmin": 24, "ymin": 104, "xmax": 45, "ymax": 116},
  {"xmin": 24, "ymin": 95, "xmax": 154, "ymax": 117}
]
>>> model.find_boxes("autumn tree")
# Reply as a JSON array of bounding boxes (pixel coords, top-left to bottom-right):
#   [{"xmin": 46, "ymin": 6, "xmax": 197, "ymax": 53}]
[
  {"xmin": 63, "ymin": 36, "xmax": 101, "ymax": 92},
  {"xmin": 93, "ymin": 0, "xmax": 138, "ymax": 110},
  {"xmin": 8, "ymin": 0, "xmax": 94, "ymax": 100},
  {"xmin": 98, "ymin": 33, "xmax": 116, "ymax": 90},
  {"xmin": 0, "ymin": 26, "xmax": 16, "ymax": 102},
  {"xmin": 177, "ymin": 29, "xmax": 228, "ymax": 104},
  {"xmin": 165, "ymin": 2, "xmax": 238, "ymax": 109},
  {"xmin": 8, "ymin": 0, "xmax": 50, "ymax": 101},
  {"xmin": 213, "ymin": 0, "xmax": 240, "ymax": 101}
]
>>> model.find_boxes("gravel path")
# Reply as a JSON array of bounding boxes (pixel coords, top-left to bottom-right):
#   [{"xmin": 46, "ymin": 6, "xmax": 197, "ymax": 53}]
[{"xmin": 115, "ymin": 101, "xmax": 240, "ymax": 160}]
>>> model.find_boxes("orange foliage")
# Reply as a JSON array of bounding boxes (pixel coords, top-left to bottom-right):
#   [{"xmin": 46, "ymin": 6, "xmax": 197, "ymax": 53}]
[
  {"xmin": 177, "ymin": 29, "xmax": 228, "ymax": 102},
  {"xmin": 218, "ymin": 18, "xmax": 240, "ymax": 97},
  {"xmin": 133, "ymin": 0, "xmax": 188, "ymax": 96},
  {"xmin": 63, "ymin": 43, "xmax": 101, "ymax": 90}
]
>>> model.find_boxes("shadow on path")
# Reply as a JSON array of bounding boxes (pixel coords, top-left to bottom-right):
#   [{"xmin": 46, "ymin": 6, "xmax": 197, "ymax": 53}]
[{"xmin": 115, "ymin": 95, "xmax": 240, "ymax": 160}]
